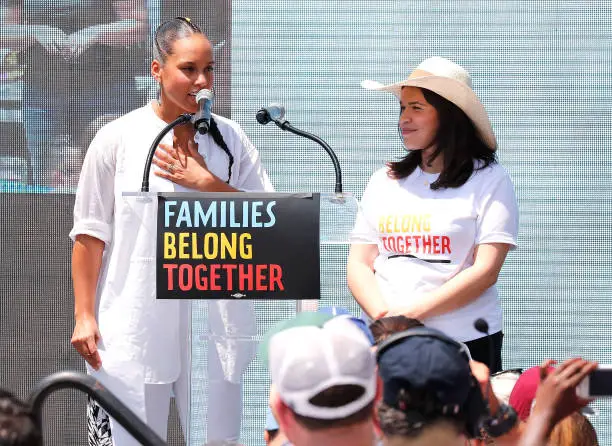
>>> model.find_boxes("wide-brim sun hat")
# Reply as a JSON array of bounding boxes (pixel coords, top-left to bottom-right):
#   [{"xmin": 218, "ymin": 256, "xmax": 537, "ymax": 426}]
[{"xmin": 361, "ymin": 56, "xmax": 497, "ymax": 151}]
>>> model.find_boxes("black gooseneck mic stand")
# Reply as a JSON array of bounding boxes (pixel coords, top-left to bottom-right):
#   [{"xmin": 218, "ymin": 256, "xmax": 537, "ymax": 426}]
[
  {"xmin": 141, "ymin": 113, "xmax": 192, "ymax": 192},
  {"xmin": 256, "ymin": 106, "xmax": 343, "ymax": 194}
]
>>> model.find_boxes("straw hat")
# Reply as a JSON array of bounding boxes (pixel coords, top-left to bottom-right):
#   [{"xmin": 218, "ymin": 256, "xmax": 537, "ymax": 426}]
[{"xmin": 361, "ymin": 56, "xmax": 497, "ymax": 150}]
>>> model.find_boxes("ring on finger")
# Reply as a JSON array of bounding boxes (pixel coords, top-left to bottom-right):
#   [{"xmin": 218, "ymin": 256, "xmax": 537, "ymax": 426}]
[{"xmin": 168, "ymin": 162, "xmax": 176, "ymax": 173}]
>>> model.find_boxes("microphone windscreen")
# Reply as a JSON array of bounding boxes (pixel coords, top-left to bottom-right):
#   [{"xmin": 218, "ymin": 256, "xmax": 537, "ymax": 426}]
[
  {"xmin": 256, "ymin": 109, "xmax": 270, "ymax": 125},
  {"xmin": 195, "ymin": 88, "xmax": 214, "ymax": 103},
  {"xmin": 474, "ymin": 318, "xmax": 489, "ymax": 334}
]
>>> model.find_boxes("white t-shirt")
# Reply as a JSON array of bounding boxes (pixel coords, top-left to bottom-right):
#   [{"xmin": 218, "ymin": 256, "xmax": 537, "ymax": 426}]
[
  {"xmin": 351, "ymin": 162, "xmax": 518, "ymax": 342},
  {"xmin": 70, "ymin": 102, "xmax": 273, "ymax": 383}
]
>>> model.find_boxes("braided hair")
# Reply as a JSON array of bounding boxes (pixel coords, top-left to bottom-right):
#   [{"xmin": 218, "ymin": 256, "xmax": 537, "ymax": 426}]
[
  {"xmin": 209, "ymin": 117, "xmax": 234, "ymax": 183},
  {"xmin": 153, "ymin": 17, "xmax": 234, "ymax": 183}
]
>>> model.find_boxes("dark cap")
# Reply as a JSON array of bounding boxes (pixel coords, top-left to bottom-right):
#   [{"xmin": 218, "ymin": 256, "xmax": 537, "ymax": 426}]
[{"xmin": 377, "ymin": 330, "xmax": 473, "ymax": 409}]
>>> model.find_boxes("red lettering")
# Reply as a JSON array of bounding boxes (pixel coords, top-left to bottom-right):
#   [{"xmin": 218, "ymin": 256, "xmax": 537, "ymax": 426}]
[
  {"xmin": 442, "ymin": 236, "xmax": 451, "ymax": 254},
  {"xmin": 239, "ymin": 264, "xmax": 254, "ymax": 290},
  {"xmin": 163, "ymin": 264, "xmax": 178, "ymax": 290},
  {"xmin": 422, "ymin": 235, "xmax": 432, "ymax": 254},
  {"xmin": 269, "ymin": 264, "xmax": 284, "ymax": 291},
  {"xmin": 404, "ymin": 236, "xmax": 412, "ymax": 253},
  {"xmin": 209, "ymin": 264, "xmax": 221, "ymax": 291},
  {"xmin": 387, "ymin": 236, "xmax": 397, "ymax": 251},
  {"xmin": 256, "ymin": 264, "xmax": 267, "ymax": 291},
  {"xmin": 433, "ymin": 236, "xmax": 440, "ymax": 254},
  {"xmin": 178, "ymin": 264, "xmax": 192, "ymax": 291},
  {"xmin": 222, "ymin": 264, "xmax": 237, "ymax": 289},
  {"xmin": 195, "ymin": 264, "xmax": 207, "ymax": 290}
]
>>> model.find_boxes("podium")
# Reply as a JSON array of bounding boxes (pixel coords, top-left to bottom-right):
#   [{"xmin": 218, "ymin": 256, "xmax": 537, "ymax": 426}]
[{"xmin": 121, "ymin": 190, "xmax": 362, "ymax": 444}]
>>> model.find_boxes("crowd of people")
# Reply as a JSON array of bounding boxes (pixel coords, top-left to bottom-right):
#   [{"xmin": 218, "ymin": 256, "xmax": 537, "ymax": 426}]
[
  {"xmin": 260, "ymin": 312, "xmax": 599, "ymax": 446},
  {"xmin": 0, "ymin": 312, "xmax": 600, "ymax": 445}
]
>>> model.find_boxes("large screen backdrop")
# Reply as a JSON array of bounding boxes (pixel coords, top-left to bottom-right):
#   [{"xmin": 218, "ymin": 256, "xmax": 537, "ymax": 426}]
[
  {"xmin": 2, "ymin": 1, "xmax": 612, "ymax": 445},
  {"xmin": 233, "ymin": 1, "xmax": 612, "ymax": 444}
]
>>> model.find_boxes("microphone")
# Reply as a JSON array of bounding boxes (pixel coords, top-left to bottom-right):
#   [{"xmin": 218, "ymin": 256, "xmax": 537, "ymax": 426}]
[
  {"xmin": 192, "ymin": 89, "xmax": 214, "ymax": 134},
  {"xmin": 474, "ymin": 318, "xmax": 495, "ymax": 413},
  {"xmin": 474, "ymin": 318, "xmax": 489, "ymax": 337},
  {"xmin": 474, "ymin": 318, "xmax": 495, "ymax": 372},
  {"xmin": 256, "ymin": 103, "xmax": 286, "ymax": 125}
]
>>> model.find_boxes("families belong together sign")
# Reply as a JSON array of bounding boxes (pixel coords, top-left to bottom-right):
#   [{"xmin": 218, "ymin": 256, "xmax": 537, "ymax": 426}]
[{"xmin": 156, "ymin": 192, "xmax": 320, "ymax": 300}]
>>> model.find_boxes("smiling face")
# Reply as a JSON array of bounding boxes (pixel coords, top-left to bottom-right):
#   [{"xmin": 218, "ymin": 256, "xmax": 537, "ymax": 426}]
[
  {"xmin": 151, "ymin": 33, "xmax": 215, "ymax": 118},
  {"xmin": 398, "ymin": 87, "xmax": 440, "ymax": 153}
]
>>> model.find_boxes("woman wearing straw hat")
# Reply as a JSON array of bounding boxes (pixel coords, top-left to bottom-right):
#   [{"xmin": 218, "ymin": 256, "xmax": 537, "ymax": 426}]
[{"xmin": 347, "ymin": 56, "xmax": 518, "ymax": 372}]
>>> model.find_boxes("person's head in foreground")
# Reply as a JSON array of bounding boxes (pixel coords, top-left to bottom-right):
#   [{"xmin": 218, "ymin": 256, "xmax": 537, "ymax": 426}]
[
  {"xmin": 362, "ymin": 56, "xmax": 496, "ymax": 188},
  {"xmin": 262, "ymin": 312, "xmax": 379, "ymax": 446},
  {"xmin": 0, "ymin": 389, "xmax": 42, "ymax": 446},
  {"xmin": 369, "ymin": 316, "xmax": 424, "ymax": 346},
  {"xmin": 375, "ymin": 327, "xmax": 494, "ymax": 446},
  {"xmin": 548, "ymin": 411, "xmax": 598, "ymax": 446}
]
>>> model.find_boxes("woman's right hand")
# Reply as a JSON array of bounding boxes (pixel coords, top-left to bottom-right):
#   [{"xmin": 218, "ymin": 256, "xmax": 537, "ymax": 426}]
[{"xmin": 71, "ymin": 315, "xmax": 102, "ymax": 370}]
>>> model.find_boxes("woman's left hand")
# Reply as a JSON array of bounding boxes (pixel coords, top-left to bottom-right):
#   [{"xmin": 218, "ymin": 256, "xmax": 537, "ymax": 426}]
[{"xmin": 153, "ymin": 137, "xmax": 214, "ymax": 190}]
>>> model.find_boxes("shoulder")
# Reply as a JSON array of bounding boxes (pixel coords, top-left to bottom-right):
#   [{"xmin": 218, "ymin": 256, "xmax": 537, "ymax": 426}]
[
  {"xmin": 93, "ymin": 105, "xmax": 151, "ymax": 141},
  {"xmin": 471, "ymin": 160, "xmax": 513, "ymax": 185},
  {"xmin": 368, "ymin": 166, "xmax": 394, "ymax": 185},
  {"xmin": 361, "ymin": 166, "xmax": 395, "ymax": 198},
  {"xmin": 211, "ymin": 113, "xmax": 246, "ymax": 138},
  {"xmin": 209, "ymin": 113, "xmax": 258, "ymax": 157}
]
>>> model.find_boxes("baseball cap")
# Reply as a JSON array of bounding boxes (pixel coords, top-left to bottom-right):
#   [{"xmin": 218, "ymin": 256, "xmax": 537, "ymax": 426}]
[
  {"xmin": 263, "ymin": 313, "xmax": 377, "ymax": 420},
  {"xmin": 508, "ymin": 366, "xmax": 541, "ymax": 420},
  {"xmin": 377, "ymin": 328, "xmax": 474, "ymax": 410},
  {"xmin": 508, "ymin": 364, "xmax": 598, "ymax": 420},
  {"xmin": 508, "ymin": 365, "xmax": 597, "ymax": 421}
]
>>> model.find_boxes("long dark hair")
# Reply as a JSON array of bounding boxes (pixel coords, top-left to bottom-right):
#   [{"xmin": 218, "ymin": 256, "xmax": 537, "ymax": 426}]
[{"xmin": 387, "ymin": 87, "xmax": 496, "ymax": 190}]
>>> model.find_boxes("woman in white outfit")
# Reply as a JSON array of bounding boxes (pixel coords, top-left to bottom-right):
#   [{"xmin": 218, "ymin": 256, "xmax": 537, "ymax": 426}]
[{"xmin": 70, "ymin": 17, "xmax": 272, "ymax": 445}]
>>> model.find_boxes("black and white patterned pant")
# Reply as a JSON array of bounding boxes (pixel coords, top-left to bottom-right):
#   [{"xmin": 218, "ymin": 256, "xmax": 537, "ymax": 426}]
[{"xmin": 87, "ymin": 397, "xmax": 113, "ymax": 446}]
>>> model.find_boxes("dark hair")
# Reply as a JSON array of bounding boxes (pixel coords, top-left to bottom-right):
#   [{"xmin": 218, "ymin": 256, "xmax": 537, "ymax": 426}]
[
  {"xmin": 377, "ymin": 394, "xmax": 466, "ymax": 439},
  {"xmin": 153, "ymin": 17, "xmax": 203, "ymax": 64},
  {"xmin": 0, "ymin": 390, "xmax": 42, "ymax": 446},
  {"xmin": 388, "ymin": 87, "xmax": 496, "ymax": 190},
  {"xmin": 265, "ymin": 429, "xmax": 279, "ymax": 442},
  {"xmin": 377, "ymin": 402, "xmax": 465, "ymax": 438},
  {"xmin": 369, "ymin": 316, "xmax": 424, "ymax": 345},
  {"xmin": 153, "ymin": 17, "xmax": 234, "ymax": 183},
  {"xmin": 292, "ymin": 384, "xmax": 374, "ymax": 431}
]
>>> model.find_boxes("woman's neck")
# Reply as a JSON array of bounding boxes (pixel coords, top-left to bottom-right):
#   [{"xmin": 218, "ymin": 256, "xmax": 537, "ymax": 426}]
[
  {"xmin": 419, "ymin": 145, "xmax": 443, "ymax": 174},
  {"xmin": 152, "ymin": 99, "xmax": 184, "ymax": 124}
]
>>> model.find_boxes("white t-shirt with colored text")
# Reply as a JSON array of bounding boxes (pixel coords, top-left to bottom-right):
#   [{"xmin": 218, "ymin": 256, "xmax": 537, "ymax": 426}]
[{"xmin": 351, "ymin": 162, "xmax": 518, "ymax": 342}]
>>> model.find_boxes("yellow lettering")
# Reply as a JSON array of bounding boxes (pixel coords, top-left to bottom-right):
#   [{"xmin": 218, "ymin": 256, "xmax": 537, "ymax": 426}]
[
  {"xmin": 178, "ymin": 233, "xmax": 189, "ymax": 259},
  {"xmin": 240, "ymin": 233, "xmax": 252, "ymax": 259},
  {"xmin": 164, "ymin": 232, "xmax": 176, "ymax": 259},
  {"xmin": 204, "ymin": 233, "xmax": 218, "ymax": 259}
]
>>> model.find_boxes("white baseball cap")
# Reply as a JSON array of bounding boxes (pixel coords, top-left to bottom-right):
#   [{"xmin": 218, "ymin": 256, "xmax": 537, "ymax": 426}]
[{"xmin": 267, "ymin": 315, "xmax": 377, "ymax": 420}]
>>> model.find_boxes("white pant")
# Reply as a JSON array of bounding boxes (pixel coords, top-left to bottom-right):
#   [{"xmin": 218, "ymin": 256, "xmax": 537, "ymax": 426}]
[
  {"xmin": 107, "ymin": 353, "xmax": 245, "ymax": 445},
  {"xmin": 102, "ymin": 301, "xmax": 252, "ymax": 445},
  {"xmin": 110, "ymin": 381, "xmax": 187, "ymax": 446}
]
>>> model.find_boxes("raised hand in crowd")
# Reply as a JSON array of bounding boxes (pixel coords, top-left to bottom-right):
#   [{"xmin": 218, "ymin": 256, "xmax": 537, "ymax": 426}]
[{"xmin": 518, "ymin": 358, "xmax": 597, "ymax": 446}]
